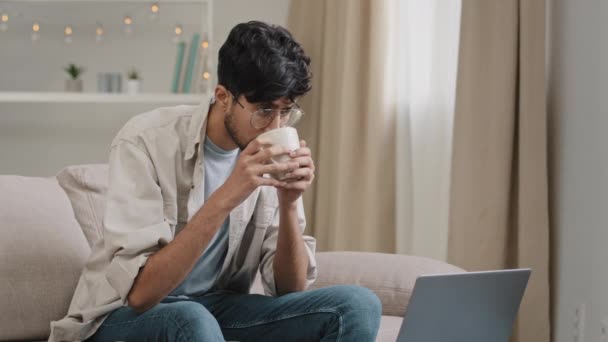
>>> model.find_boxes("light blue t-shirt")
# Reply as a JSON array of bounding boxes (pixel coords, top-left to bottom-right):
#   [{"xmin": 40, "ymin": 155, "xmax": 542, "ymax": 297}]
[{"xmin": 169, "ymin": 136, "xmax": 239, "ymax": 297}]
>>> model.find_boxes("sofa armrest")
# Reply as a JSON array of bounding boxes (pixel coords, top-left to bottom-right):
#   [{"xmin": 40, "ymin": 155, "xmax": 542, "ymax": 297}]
[{"xmin": 308, "ymin": 251, "xmax": 465, "ymax": 317}]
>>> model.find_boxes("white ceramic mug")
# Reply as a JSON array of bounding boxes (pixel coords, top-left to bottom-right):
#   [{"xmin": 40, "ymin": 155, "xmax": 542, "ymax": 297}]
[{"xmin": 256, "ymin": 127, "xmax": 300, "ymax": 180}]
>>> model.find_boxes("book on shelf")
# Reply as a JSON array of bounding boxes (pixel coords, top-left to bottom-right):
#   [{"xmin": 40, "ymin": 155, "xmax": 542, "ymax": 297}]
[
  {"xmin": 181, "ymin": 33, "xmax": 200, "ymax": 93},
  {"xmin": 192, "ymin": 47, "xmax": 202, "ymax": 93},
  {"xmin": 171, "ymin": 41, "xmax": 186, "ymax": 94}
]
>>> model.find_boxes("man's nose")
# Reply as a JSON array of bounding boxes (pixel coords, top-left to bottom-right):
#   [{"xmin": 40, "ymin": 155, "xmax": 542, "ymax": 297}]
[{"xmin": 263, "ymin": 112, "xmax": 281, "ymax": 132}]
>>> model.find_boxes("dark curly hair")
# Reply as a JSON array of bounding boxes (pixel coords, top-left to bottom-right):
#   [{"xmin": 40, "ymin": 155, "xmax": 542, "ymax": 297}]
[{"xmin": 217, "ymin": 21, "xmax": 312, "ymax": 104}]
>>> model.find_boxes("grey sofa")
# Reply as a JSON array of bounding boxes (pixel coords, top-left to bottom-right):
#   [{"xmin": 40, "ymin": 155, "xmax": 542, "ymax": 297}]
[{"xmin": 0, "ymin": 164, "xmax": 465, "ymax": 341}]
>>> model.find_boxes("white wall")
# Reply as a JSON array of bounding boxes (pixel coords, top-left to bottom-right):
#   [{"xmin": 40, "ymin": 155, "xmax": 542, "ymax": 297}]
[
  {"xmin": 212, "ymin": 0, "xmax": 290, "ymax": 52},
  {"xmin": 0, "ymin": 102, "xmax": 183, "ymax": 176},
  {"xmin": 0, "ymin": 0, "xmax": 290, "ymax": 177},
  {"xmin": 548, "ymin": 1, "xmax": 608, "ymax": 342},
  {"xmin": 208, "ymin": 0, "xmax": 290, "ymax": 87}
]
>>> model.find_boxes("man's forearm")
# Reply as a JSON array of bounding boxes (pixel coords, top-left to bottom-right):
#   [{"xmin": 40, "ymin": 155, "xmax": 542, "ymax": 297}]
[
  {"xmin": 273, "ymin": 202, "xmax": 309, "ymax": 296},
  {"xmin": 127, "ymin": 194, "xmax": 232, "ymax": 313}
]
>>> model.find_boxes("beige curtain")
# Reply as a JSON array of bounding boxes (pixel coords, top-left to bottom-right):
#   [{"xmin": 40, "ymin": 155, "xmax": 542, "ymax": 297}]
[
  {"xmin": 289, "ymin": 0, "xmax": 551, "ymax": 339},
  {"xmin": 447, "ymin": 1, "xmax": 551, "ymax": 341},
  {"xmin": 288, "ymin": 0, "xmax": 396, "ymax": 252}
]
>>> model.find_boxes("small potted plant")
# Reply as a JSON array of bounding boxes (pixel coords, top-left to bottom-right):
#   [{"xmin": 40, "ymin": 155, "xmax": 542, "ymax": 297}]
[
  {"xmin": 64, "ymin": 63, "xmax": 85, "ymax": 92},
  {"xmin": 126, "ymin": 67, "xmax": 142, "ymax": 95}
]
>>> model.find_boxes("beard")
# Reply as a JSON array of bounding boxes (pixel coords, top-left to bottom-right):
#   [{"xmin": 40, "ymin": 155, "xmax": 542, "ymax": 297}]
[{"xmin": 224, "ymin": 109, "xmax": 251, "ymax": 150}]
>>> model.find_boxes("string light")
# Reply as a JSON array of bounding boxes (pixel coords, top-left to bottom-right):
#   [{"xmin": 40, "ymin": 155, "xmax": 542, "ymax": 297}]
[
  {"xmin": 31, "ymin": 21, "xmax": 40, "ymax": 41},
  {"xmin": 2, "ymin": 4, "xmax": 214, "ymax": 60},
  {"xmin": 173, "ymin": 24, "xmax": 183, "ymax": 43},
  {"xmin": 64, "ymin": 24, "xmax": 73, "ymax": 44},
  {"xmin": 201, "ymin": 33, "xmax": 209, "ymax": 48},
  {"xmin": 123, "ymin": 15, "xmax": 133, "ymax": 35},
  {"xmin": 0, "ymin": 13, "xmax": 8, "ymax": 32},
  {"xmin": 203, "ymin": 71, "xmax": 210, "ymax": 80},
  {"xmin": 95, "ymin": 23, "xmax": 104, "ymax": 43},
  {"xmin": 149, "ymin": 2, "xmax": 160, "ymax": 21}
]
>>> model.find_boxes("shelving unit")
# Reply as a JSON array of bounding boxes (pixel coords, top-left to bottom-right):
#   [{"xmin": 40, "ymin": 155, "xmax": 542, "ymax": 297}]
[
  {"xmin": 0, "ymin": 0, "xmax": 225, "ymax": 178},
  {"xmin": 0, "ymin": 0, "xmax": 214, "ymax": 100},
  {"xmin": 0, "ymin": 92, "xmax": 204, "ymax": 104},
  {"xmin": 4, "ymin": 0, "xmax": 205, "ymax": 2}
]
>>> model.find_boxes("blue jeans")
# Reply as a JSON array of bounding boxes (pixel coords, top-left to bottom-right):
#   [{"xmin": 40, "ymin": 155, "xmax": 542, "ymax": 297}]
[{"xmin": 86, "ymin": 285, "xmax": 382, "ymax": 342}]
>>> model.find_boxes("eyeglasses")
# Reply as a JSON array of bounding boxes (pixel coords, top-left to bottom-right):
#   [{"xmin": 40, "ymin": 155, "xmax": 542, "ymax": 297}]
[{"xmin": 232, "ymin": 95, "xmax": 304, "ymax": 130}]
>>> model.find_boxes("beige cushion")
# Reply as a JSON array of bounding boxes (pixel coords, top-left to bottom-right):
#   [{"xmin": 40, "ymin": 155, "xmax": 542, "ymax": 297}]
[
  {"xmin": 56, "ymin": 164, "xmax": 109, "ymax": 247},
  {"xmin": 377, "ymin": 316, "xmax": 403, "ymax": 342},
  {"xmin": 0, "ymin": 175, "xmax": 90, "ymax": 341},
  {"xmin": 309, "ymin": 251, "xmax": 466, "ymax": 316}
]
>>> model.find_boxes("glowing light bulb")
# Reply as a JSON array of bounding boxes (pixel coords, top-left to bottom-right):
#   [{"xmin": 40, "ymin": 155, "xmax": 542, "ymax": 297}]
[
  {"xmin": 1, "ymin": 13, "xmax": 8, "ymax": 32},
  {"xmin": 31, "ymin": 22, "xmax": 40, "ymax": 41},
  {"xmin": 123, "ymin": 15, "xmax": 133, "ymax": 35},
  {"xmin": 96, "ymin": 24, "xmax": 104, "ymax": 43},
  {"xmin": 203, "ymin": 72, "xmax": 210, "ymax": 80},
  {"xmin": 201, "ymin": 41, "xmax": 209, "ymax": 49},
  {"xmin": 172, "ymin": 24, "xmax": 184, "ymax": 43},
  {"xmin": 149, "ymin": 2, "xmax": 160, "ymax": 21},
  {"xmin": 64, "ymin": 25, "xmax": 73, "ymax": 44}
]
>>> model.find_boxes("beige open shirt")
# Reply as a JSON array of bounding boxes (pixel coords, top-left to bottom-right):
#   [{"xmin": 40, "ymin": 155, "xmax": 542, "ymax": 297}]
[{"xmin": 48, "ymin": 96, "xmax": 318, "ymax": 342}]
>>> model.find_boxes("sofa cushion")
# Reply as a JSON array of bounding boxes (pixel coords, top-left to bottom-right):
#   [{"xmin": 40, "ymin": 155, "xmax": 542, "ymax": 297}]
[
  {"xmin": 377, "ymin": 315, "xmax": 403, "ymax": 342},
  {"xmin": 308, "ymin": 251, "xmax": 465, "ymax": 316},
  {"xmin": 56, "ymin": 164, "xmax": 109, "ymax": 247},
  {"xmin": 0, "ymin": 175, "xmax": 90, "ymax": 341}
]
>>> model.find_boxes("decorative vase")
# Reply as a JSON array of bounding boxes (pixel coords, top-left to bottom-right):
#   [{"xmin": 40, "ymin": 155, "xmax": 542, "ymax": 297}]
[
  {"xmin": 127, "ymin": 79, "xmax": 141, "ymax": 95},
  {"xmin": 65, "ymin": 79, "xmax": 83, "ymax": 92}
]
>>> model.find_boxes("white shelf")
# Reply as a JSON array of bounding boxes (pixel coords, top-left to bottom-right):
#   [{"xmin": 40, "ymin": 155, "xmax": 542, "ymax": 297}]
[
  {"xmin": 0, "ymin": 92, "xmax": 205, "ymax": 104},
  {"xmin": 2, "ymin": 0, "xmax": 208, "ymax": 3}
]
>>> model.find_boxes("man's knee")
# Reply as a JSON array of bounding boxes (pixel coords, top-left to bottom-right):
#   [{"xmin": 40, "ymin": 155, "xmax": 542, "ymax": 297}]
[
  {"xmin": 315, "ymin": 285, "xmax": 382, "ymax": 340},
  {"xmin": 162, "ymin": 301, "xmax": 223, "ymax": 341},
  {"xmin": 330, "ymin": 285, "xmax": 382, "ymax": 317}
]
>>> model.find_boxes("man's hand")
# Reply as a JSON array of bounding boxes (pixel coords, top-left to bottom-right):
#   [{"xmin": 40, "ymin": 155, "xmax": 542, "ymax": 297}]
[
  {"xmin": 214, "ymin": 139, "xmax": 300, "ymax": 210},
  {"xmin": 277, "ymin": 140, "xmax": 315, "ymax": 206}
]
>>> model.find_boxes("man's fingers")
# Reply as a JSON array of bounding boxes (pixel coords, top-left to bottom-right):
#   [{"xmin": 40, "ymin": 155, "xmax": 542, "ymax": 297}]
[
  {"xmin": 289, "ymin": 156, "xmax": 314, "ymax": 168},
  {"xmin": 282, "ymin": 167, "xmax": 313, "ymax": 181},
  {"xmin": 256, "ymin": 177, "xmax": 287, "ymax": 188},
  {"xmin": 288, "ymin": 146, "xmax": 311, "ymax": 158},
  {"xmin": 281, "ymin": 179, "xmax": 312, "ymax": 190},
  {"xmin": 257, "ymin": 161, "xmax": 299, "ymax": 175},
  {"xmin": 251, "ymin": 145, "xmax": 292, "ymax": 163}
]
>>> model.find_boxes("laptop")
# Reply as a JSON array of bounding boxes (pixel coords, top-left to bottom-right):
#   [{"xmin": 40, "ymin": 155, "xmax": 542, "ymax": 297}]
[{"xmin": 396, "ymin": 268, "xmax": 531, "ymax": 342}]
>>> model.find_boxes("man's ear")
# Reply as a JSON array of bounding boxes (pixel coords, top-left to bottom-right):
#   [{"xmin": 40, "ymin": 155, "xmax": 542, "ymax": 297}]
[{"xmin": 214, "ymin": 85, "xmax": 232, "ymax": 110}]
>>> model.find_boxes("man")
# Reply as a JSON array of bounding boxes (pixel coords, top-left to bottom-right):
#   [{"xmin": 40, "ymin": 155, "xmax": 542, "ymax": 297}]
[{"xmin": 49, "ymin": 21, "xmax": 381, "ymax": 342}]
